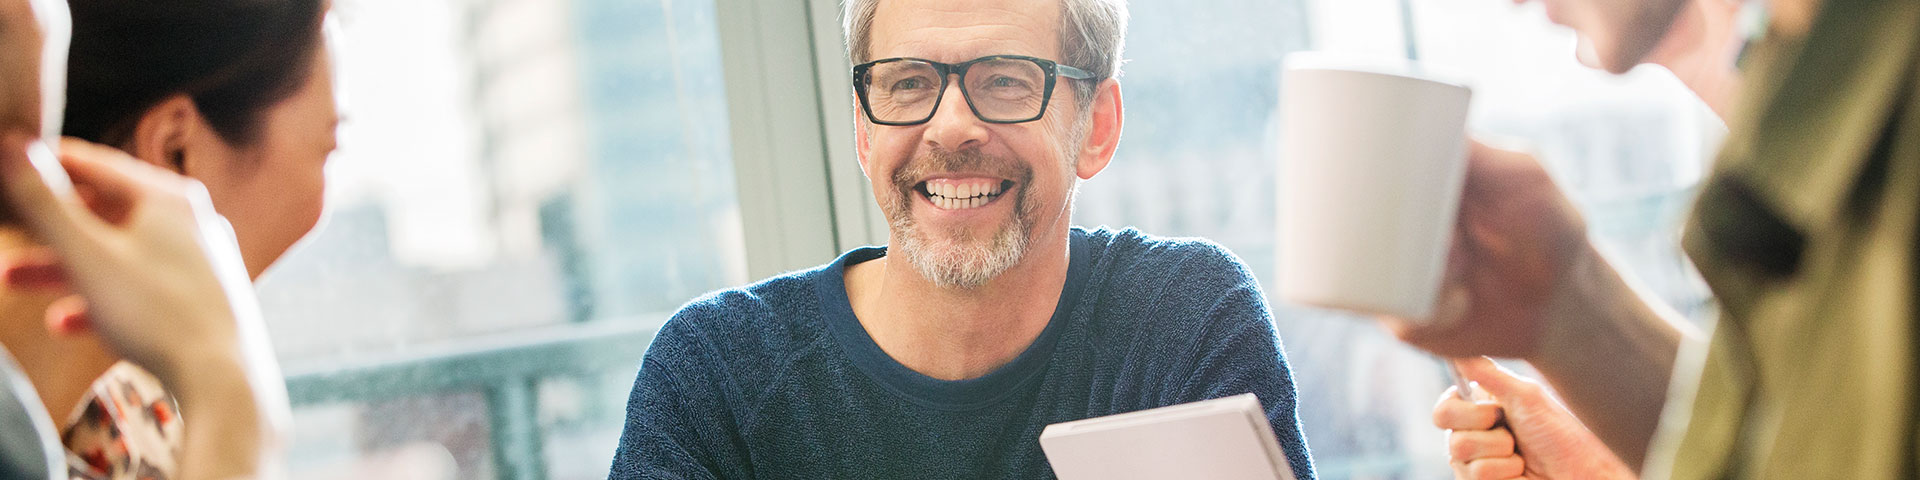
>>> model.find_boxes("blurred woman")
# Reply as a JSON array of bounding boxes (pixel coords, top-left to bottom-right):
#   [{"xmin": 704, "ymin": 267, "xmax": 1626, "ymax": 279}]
[
  {"xmin": 1399, "ymin": 0, "xmax": 1920, "ymax": 476},
  {"xmin": 0, "ymin": 0, "xmax": 335, "ymax": 478},
  {"xmin": 1429, "ymin": 1, "xmax": 1747, "ymax": 478}
]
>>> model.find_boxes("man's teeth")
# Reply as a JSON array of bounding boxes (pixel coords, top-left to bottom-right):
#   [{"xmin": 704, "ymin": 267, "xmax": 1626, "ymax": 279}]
[{"xmin": 925, "ymin": 180, "xmax": 1007, "ymax": 209}]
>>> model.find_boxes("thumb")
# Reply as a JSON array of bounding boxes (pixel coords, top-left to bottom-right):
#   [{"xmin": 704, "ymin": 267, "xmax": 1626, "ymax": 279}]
[{"xmin": 1453, "ymin": 356, "xmax": 1540, "ymax": 401}]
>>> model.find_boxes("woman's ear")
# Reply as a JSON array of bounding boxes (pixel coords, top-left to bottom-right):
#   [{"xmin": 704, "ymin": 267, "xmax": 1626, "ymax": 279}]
[{"xmin": 125, "ymin": 95, "xmax": 201, "ymax": 172}]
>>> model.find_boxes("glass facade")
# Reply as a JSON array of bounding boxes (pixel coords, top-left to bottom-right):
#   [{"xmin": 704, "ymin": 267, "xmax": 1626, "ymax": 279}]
[
  {"xmin": 232, "ymin": 0, "xmax": 1721, "ymax": 478},
  {"xmin": 1071, "ymin": 0, "xmax": 1717, "ymax": 477},
  {"xmin": 270, "ymin": 0, "xmax": 739, "ymax": 477}
]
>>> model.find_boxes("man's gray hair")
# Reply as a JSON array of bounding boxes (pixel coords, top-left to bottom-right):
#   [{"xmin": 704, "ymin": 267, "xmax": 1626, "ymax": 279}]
[{"xmin": 842, "ymin": 0, "xmax": 1128, "ymax": 105}]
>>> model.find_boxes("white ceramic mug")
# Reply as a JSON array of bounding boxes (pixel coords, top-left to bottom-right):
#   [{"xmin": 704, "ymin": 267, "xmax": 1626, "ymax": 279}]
[{"xmin": 1277, "ymin": 54, "xmax": 1472, "ymax": 321}]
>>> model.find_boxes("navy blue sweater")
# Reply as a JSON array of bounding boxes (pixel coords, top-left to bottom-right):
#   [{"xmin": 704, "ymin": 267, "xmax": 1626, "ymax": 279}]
[{"xmin": 610, "ymin": 227, "xmax": 1315, "ymax": 479}]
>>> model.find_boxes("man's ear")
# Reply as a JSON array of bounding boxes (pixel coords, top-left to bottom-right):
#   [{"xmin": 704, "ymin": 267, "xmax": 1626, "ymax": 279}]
[
  {"xmin": 853, "ymin": 96, "xmax": 874, "ymax": 177},
  {"xmin": 1075, "ymin": 79, "xmax": 1122, "ymax": 180},
  {"xmin": 125, "ymin": 95, "xmax": 200, "ymax": 172}
]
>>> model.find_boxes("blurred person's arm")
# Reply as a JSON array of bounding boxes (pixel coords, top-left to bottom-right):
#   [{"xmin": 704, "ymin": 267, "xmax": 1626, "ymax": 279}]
[
  {"xmin": 1435, "ymin": 357, "xmax": 1637, "ymax": 480},
  {"xmin": 0, "ymin": 137, "xmax": 287, "ymax": 480},
  {"xmin": 1384, "ymin": 141, "xmax": 1699, "ymax": 469}
]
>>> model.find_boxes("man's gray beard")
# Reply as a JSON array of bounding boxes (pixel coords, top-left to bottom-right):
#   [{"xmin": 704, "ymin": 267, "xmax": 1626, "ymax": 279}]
[
  {"xmin": 877, "ymin": 114, "xmax": 1087, "ymax": 290},
  {"xmin": 892, "ymin": 214, "xmax": 1031, "ymax": 290},
  {"xmin": 884, "ymin": 148, "xmax": 1038, "ymax": 290}
]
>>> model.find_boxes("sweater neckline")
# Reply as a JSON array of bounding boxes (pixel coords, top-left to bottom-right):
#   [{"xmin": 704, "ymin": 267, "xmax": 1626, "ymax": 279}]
[{"xmin": 814, "ymin": 229, "xmax": 1093, "ymax": 411}]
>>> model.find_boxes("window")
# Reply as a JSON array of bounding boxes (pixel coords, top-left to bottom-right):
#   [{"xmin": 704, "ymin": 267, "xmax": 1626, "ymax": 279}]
[{"xmin": 266, "ymin": 0, "xmax": 741, "ymax": 477}]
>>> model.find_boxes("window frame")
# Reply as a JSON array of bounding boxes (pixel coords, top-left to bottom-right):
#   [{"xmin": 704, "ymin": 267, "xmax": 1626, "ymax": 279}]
[{"xmin": 716, "ymin": 0, "xmax": 884, "ymax": 279}]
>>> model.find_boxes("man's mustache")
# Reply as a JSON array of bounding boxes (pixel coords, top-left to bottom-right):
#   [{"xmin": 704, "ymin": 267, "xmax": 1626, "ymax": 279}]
[{"xmin": 890, "ymin": 148, "xmax": 1031, "ymax": 193}]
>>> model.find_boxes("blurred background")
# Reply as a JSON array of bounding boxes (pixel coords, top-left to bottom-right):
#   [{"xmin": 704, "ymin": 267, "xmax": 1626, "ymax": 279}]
[{"xmin": 268, "ymin": 0, "xmax": 1721, "ymax": 478}]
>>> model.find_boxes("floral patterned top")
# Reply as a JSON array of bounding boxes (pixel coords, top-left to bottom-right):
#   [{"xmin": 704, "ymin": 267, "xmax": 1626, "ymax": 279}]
[{"xmin": 60, "ymin": 363, "xmax": 181, "ymax": 480}]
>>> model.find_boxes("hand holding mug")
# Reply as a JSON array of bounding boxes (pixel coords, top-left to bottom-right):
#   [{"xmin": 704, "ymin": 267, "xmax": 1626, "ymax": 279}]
[{"xmin": 1383, "ymin": 141, "xmax": 1592, "ymax": 359}]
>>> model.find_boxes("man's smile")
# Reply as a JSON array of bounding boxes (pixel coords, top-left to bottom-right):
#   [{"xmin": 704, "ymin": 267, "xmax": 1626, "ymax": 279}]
[{"xmin": 915, "ymin": 176, "xmax": 1017, "ymax": 211}]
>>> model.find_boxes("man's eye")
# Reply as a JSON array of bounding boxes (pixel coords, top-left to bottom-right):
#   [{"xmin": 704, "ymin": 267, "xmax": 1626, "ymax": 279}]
[{"xmin": 893, "ymin": 78, "xmax": 928, "ymax": 90}]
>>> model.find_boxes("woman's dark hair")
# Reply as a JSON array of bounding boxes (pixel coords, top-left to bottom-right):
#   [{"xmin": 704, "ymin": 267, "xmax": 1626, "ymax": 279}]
[{"xmin": 61, "ymin": 0, "xmax": 327, "ymax": 148}]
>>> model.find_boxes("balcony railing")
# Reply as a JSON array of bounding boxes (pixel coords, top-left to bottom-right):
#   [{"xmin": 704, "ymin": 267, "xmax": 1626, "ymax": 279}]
[{"xmin": 284, "ymin": 322, "xmax": 658, "ymax": 480}]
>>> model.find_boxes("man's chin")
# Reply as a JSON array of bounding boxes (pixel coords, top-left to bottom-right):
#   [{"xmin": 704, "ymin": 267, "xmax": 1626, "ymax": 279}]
[
  {"xmin": 1574, "ymin": 33, "xmax": 1657, "ymax": 75},
  {"xmin": 898, "ymin": 228, "xmax": 1026, "ymax": 290},
  {"xmin": 1575, "ymin": 35, "xmax": 1604, "ymax": 69},
  {"xmin": 1572, "ymin": 0, "xmax": 1691, "ymax": 75},
  {"xmin": 909, "ymin": 249, "xmax": 1000, "ymax": 290}
]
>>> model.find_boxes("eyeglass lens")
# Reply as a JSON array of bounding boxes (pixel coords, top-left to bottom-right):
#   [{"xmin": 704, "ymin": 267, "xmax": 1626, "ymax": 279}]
[{"xmin": 865, "ymin": 58, "xmax": 1049, "ymax": 124}]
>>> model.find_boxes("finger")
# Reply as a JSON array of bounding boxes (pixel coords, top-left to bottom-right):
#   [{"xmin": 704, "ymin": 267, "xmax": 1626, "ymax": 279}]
[
  {"xmin": 1383, "ymin": 283, "xmax": 1468, "ymax": 337},
  {"xmin": 1385, "ymin": 257, "xmax": 1475, "ymax": 336},
  {"xmin": 69, "ymin": 166, "xmax": 130, "ymax": 226},
  {"xmin": 1449, "ymin": 428, "xmax": 1518, "ymax": 461},
  {"xmin": 58, "ymin": 144, "xmax": 163, "ymax": 227},
  {"xmin": 1465, "ymin": 217, "xmax": 1512, "ymax": 259},
  {"xmin": 1459, "ymin": 141, "xmax": 1501, "ymax": 201},
  {"xmin": 1, "ymin": 247, "xmax": 68, "ymax": 290},
  {"xmin": 1467, "ymin": 138, "xmax": 1496, "ymax": 157},
  {"xmin": 1433, "ymin": 234, "xmax": 1477, "ymax": 330},
  {"xmin": 1463, "ymin": 455, "xmax": 1526, "ymax": 480},
  {"xmin": 1467, "ymin": 139, "xmax": 1528, "ymax": 173},
  {"xmin": 1453, "ymin": 356, "xmax": 1542, "ymax": 400},
  {"xmin": 1434, "ymin": 392, "xmax": 1505, "ymax": 430},
  {"xmin": 43, "ymin": 295, "xmax": 91, "ymax": 336},
  {"xmin": 56, "ymin": 137, "xmax": 147, "ymax": 168},
  {"xmin": 59, "ymin": 137, "xmax": 185, "ymax": 188},
  {"xmin": 0, "ymin": 136, "xmax": 94, "ymax": 250}
]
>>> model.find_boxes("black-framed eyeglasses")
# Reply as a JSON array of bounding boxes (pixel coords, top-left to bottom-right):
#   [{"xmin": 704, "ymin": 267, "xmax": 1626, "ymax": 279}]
[{"xmin": 852, "ymin": 55, "xmax": 1095, "ymax": 126}]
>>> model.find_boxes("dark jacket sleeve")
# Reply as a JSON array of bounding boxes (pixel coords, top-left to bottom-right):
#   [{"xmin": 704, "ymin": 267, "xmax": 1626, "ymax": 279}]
[
  {"xmin": 608, "ymin": 321, "xmax": 753, "ymax": 480},
  {"xmin": 1178, "ymin": 282, "xmax": 1318, "ymax": 480},
  {"xmin": 0, "ymin": 348, "xmax": 62, "ymax": 480}
]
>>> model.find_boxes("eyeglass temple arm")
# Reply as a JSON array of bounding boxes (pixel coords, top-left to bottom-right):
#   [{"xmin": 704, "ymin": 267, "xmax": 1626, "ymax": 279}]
[{"xmin": 1056, "ymin": 64, "xmax": 1096, "ymax": 80}]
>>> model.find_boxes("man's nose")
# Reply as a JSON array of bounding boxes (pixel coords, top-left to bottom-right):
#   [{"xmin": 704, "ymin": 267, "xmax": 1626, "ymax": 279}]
[{"xmin": 922, "ymin": 78, "xmax": 989, "ymax": 152}]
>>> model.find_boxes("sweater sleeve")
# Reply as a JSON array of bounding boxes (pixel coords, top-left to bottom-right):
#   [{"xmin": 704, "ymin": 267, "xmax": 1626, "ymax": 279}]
[
  {"xmin": 608, "ymin": 321, "xmax": 753, "ymax": 480},
  {"xmin": 1177, "ymin": 282, "xmax": 1318, "ymax": 480}
]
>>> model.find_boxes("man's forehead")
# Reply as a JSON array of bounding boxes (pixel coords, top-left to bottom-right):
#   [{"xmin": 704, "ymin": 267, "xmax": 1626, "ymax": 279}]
[{"xmin": 869, "ymin": 0, "xmax": 1062, "ymax": 62}]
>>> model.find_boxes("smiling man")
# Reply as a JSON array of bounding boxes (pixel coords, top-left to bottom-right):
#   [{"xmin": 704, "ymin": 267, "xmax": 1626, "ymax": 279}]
[{"xmin": 608, "ymin": 0, "xmax": 1314, "ymax": 478}]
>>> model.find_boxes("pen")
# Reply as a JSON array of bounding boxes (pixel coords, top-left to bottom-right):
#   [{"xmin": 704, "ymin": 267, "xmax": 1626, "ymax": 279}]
[{"xmin": 1444, "ymin": 358, "xmax": 1474, "ymax": 401}]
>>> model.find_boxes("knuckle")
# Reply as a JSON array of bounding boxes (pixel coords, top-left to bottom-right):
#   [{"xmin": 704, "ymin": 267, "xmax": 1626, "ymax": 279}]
[
  {"xmin": 1464, "ymin": 410, "xmax": 1494, "ymax": 430},
  {"xmin": 1440, "ymin": 404, "xmax": 1495, "ymax": 430},
  {"xmin": 1469, "ymin": 458, "xmax": 1522, "ymax": 480},
  {"xmin": 1433, "ymin": 402, "xmax": 1460, "ymax": 427},
  {"xmin": 1469, "ymin": 464, "xmax": 1497, "ymax": 480},
  {"xmin": 1448, "ymin": 437, "xmax": 1477, "ymax": 459},
  {"xmin": 1448, "ymin": 430, "xmax": 1513, "ymax": 459},
  {"xmin": 1435, "ymin": 413, "xmax": 1466, "ymax": 430},
  {"xmin": 1506, "ymin": 376, "xmax": 1544, "ymax": 396}
]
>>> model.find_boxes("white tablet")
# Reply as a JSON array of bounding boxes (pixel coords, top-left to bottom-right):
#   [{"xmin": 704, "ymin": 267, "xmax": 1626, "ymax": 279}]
[{"xmin": 1039, "ymin": 393, "xmax": 1297, "ymax": 480}]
